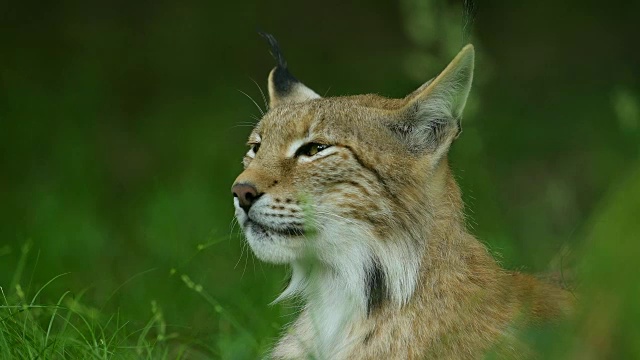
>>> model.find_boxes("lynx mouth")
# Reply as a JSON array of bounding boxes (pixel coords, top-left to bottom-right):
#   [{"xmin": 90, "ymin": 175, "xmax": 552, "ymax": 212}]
[{"xmin": 245, "ymin": 219, "xmax": 306, "ymax": 237}]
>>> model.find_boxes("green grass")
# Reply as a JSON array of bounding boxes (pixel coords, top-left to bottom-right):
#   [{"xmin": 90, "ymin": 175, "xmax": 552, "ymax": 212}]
[
  {"xmin": 0, "ymin": 269, "xmax": 260, "ymax": 359},
  {"xmin": 0, "ymin": 237, "xmax": 271, "ymax": 359},
  {"xmin": 1, "ymin": 276, "xmax": 175, "ymax": 359},
  {"xmin": 0, "ymin": 243, "xmax": 206, "ymax": 359}
]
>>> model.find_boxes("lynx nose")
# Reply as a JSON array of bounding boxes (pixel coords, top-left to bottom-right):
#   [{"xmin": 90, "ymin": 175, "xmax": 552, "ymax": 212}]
[{"xmin": 232, "ymin": 183, "xmax": 260, "ymax": 213}]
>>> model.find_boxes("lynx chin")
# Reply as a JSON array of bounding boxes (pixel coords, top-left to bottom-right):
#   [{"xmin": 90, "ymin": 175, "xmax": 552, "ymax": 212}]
[{"xmin": 231, "ymin": 33, "xmax": 573, "ymax": 359}]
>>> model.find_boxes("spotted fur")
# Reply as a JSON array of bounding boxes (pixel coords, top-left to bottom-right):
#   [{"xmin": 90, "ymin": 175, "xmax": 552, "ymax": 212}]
[{"xmin": 232, "ymin": 35, "xmax": 573, "ymax": 359}]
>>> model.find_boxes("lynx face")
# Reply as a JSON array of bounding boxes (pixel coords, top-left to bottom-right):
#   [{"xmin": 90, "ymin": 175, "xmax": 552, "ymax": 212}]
[
  {"xmin": 232, "ymin": 34, "xmax": 474, "ymax": 308},
  {"xmin": 234, "ymin": 98, "xmax": 411, "ymax": 264}
]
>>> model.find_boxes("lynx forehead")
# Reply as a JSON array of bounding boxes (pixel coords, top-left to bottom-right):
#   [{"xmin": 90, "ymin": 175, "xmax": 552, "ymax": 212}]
[{"xmin": 231, "ymin": 33, "xmax": 572, "ymax": 360}]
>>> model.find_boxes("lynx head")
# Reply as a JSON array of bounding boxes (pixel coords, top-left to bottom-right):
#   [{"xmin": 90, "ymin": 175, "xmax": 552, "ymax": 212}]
[{"xmin": 232, "ymin": 33, "xmax": 474, "ymax": 309}]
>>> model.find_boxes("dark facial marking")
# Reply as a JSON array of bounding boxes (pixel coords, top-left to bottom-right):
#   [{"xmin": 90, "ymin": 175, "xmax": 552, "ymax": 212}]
[
  {"xmin": 341, "ymin": 144, "xmax": 394, "ymax": 199},
  {"xmin": 363, "ymin": 329, "xmax": 376, "ymax": 345},
  {"xmin": 366, "ymin": 259, "xmax": 387, "ymax": 316}
]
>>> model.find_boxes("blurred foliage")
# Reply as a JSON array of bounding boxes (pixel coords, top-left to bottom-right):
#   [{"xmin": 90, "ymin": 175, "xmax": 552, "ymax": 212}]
[
  {"xmin": 1, "ymin": 0, "xmax": 639, "ymax": 358},
  {"xmin": 566, "ymin": 164, "xmax": 640, "ymax": 359}
]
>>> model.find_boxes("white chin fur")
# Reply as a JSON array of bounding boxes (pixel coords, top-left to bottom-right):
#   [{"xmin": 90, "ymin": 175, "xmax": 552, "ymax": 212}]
[
  {"xmin": 269, "ymin": 221, "xmax": 423, "ymax": 358},
  {"xmin": 234, "ymin": 198, "xmax": 303, "ymax": 264},
  {"xmin": 244, "ymin": 223, "xmax": 302, "ymax": 264}
]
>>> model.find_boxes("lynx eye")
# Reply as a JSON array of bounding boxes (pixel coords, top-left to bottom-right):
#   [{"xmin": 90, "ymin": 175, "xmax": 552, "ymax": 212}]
[
  {"xmin": 296, "ymin": 143, "xmax": 330, "ymax": 157},
  {"xmin": 247, "ymin": 143, "xmax": 261, "ymax": 158}
]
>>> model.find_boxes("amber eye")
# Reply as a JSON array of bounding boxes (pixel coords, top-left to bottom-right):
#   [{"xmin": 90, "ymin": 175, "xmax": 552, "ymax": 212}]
[{"xmin": 296, "ymin": 143, "xmax": 330, "ymax": 157}]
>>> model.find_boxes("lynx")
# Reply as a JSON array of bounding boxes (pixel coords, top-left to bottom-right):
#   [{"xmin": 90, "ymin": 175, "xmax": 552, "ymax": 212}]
[{"xmin": 231, "ymin": 33, "xmax": 573, "ymax": 359}]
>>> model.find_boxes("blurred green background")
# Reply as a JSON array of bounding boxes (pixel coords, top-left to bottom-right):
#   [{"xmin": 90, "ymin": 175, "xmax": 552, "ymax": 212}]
[{"xmin": 1, "ymin": 0, "xmax": 639, "ymax": 358}]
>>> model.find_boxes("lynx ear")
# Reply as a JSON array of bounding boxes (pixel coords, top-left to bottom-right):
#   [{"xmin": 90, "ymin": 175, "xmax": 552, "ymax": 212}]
[
  {"xmin": 391, "ymin": 45, "xmax": 474, "ymax": 157},
  {"xmin": 260, "ymin": 32, "xmax": 320, "ymax": 108}
]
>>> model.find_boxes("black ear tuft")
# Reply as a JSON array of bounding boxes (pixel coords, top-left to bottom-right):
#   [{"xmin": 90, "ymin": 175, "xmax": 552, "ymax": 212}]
[
  {"xmin": 258, "ymin": 31, "xmax": 320, "ymax": 106},
  {"xmin": 258, "ymin": 31, "xmax": 301, "ymax": 97},
  {"xmin": 258, "ymin": 31, "xmax": 288, "ymax": 69}
]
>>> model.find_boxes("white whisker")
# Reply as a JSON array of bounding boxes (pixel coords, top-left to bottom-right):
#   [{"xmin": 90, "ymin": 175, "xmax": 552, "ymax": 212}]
[{"xmin": 237, "ymin": 89, "xmax": 265, "ymax": 116}]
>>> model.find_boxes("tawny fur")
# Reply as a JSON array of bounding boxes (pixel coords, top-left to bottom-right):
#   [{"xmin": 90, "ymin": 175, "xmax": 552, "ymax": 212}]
[{"xmin": 232, "ymin": 42, "xmax": 573, "ymax": 360}]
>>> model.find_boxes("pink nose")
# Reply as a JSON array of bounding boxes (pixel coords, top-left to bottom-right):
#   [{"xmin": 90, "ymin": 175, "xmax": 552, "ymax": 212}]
[{"xmin": 232, "ymin": 183, "xmax": 260, "ymax": 213}]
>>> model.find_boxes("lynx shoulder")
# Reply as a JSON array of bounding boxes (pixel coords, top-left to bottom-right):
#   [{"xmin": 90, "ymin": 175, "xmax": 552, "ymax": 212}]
[{"xmin": 231, "ymin": 33, "xmax": 573, "ymax": 359}]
